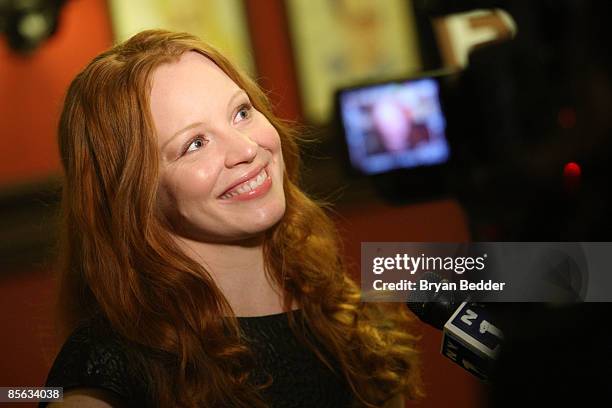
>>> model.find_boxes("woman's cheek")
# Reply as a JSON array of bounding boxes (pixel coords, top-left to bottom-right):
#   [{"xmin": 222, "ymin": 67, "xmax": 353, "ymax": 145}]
[{"xmin": 171, "ymin": 161, "xmax": 215, "ymax": 198}]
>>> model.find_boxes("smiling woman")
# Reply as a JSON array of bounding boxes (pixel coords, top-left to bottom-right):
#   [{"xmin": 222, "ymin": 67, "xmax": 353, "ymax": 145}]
[{"xmin": 40, "ymin": 30, "xmax": 422, "ymax": 408}]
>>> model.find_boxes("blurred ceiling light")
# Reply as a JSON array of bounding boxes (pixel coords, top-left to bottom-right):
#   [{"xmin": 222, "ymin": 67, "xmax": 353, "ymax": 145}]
[{"xmin": 0, "ymin": 0, "xmax": 66, "ymax": 54}]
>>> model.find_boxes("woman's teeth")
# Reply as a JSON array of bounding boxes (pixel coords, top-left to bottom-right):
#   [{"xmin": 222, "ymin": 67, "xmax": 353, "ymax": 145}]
[{"xmin": 220, "ymin": 169, "xmax": 268, "ymax": 199}]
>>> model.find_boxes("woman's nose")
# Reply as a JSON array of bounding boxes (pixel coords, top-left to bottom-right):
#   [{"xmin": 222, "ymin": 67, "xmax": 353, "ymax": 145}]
[{"xmin": 224, "ymin": 130, "xmax": 258, "ymax": 167}]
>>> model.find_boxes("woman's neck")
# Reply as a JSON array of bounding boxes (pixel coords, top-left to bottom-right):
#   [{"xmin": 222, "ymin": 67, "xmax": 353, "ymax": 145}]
[{"xmin": 172, "ymin": 235, "xmax": 291, "ymax": 317}]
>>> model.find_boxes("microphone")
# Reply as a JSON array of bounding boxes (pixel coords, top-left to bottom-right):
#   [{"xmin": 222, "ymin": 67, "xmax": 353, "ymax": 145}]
[
  {"xmin": 407, "ymin": 272, "xmax": 504, "ymax": 381},
  {"xmin": 440, "ymin": 301, "xmax": 503, "ymax": 381}
]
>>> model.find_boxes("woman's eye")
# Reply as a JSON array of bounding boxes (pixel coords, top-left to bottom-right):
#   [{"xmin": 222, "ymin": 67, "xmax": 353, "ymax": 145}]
[
  {"xmin": 235, "ymin": 103, "xmax": 252, "ymax": 122},
  {"xmin": 184, "ymin": 136, "xmax": 207, "ymax": 154}
]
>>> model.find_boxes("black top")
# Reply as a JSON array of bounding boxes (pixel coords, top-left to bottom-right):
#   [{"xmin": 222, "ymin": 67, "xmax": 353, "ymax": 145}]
[{"xmin": 40, "ymin": 310, "xmax": 355, "ymax": 407}]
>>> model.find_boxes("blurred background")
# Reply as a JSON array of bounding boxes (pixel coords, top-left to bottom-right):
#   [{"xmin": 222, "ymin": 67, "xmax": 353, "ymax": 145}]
[{"xmin": 1, "ymin": 0, "xmax": 611, "ymax": 407}]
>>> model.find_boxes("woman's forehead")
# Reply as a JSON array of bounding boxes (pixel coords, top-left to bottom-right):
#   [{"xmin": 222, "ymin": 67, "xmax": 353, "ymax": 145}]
[
  {"xmin": 149, "ymin": 53, "xmax": 240, "ymax": 113},
  {"xmin": 150, "ymin": 51, "xmax": 231, "ymax": 91}
]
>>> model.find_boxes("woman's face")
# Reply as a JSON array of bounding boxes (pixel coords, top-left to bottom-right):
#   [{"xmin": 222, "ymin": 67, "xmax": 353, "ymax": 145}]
[{"xmin": 151, "ymin": 51, "xmax": 286, "ymax": 243}]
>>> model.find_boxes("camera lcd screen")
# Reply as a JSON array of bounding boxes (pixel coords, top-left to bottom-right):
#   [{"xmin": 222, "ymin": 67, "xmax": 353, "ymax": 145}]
[{"xmin": 338, "ymin": 78, "xmax": 450, "ymax": 175}]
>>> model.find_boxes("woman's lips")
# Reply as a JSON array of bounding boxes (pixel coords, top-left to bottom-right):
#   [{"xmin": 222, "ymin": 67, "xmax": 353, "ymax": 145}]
[{"xmin": 219, "ymin": 167, "xmax": 272, "ymax": 201}]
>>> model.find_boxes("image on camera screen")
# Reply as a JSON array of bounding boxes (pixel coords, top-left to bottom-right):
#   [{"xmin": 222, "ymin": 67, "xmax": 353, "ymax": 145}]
[{"xmin": 339, "ymin": 78, "xmax": 450, "ymax": 175}]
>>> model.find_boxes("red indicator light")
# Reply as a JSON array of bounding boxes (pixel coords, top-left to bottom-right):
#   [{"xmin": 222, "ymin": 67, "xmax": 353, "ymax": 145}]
[
  {"xmin": 563, "ymin": 162, "xmax": 581, "ymax": 193},
  {"xmin": 563, "ymin": 162, "xmax": 581, "ymax": 178}
]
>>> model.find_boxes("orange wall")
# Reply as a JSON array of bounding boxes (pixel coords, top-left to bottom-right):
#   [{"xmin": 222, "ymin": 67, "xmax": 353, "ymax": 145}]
[{"xmin": 0, "ymin": 0, "xmax": 113, "ymax": 186}]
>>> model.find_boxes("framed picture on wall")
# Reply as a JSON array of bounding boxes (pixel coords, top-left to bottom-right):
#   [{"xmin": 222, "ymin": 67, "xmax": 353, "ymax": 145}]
[
  {"xmin": 286, "ymin": 0, "xmax": 423, "ymax": 124},
  {"xmin": 108, "ymin": 0, "xmax": 255, "ymax": 74}
]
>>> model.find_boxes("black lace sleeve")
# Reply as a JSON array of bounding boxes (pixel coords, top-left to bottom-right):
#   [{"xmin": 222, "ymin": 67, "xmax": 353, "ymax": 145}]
[{"xmin": 39, "ymin": 323, "xmax": 149, "ymax": 407}]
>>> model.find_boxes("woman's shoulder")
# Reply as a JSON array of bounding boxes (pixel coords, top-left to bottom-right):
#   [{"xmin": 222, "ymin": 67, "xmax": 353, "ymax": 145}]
[{"xmin": 41, "ymin": 319, "xmax": 149, "ymax": 407}]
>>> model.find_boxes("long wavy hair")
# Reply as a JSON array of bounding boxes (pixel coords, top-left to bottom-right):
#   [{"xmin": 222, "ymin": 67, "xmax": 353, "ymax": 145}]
[{"xmin": 56, "ymin": 29, "xmax": 422, "ymax": 407}]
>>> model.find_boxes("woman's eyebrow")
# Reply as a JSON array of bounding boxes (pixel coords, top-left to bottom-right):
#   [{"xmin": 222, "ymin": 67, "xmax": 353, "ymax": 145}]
[
  {"xmin": 227, "ymin": 89, "xmax": 248, "ymax": 112},
  {"xmin": 162, "ymin": 121, "xmax": 203, "ymax": 151}
]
